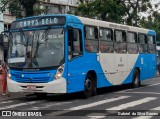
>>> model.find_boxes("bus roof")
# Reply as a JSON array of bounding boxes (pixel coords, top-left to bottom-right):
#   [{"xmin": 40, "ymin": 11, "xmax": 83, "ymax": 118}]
[
  {"xmin": 12, "ymin": 14, "xmax": 155, "ymax": 35},
  {"xmin": 77, "ymin": 16, "xmax": 155, "ymax": 34}
]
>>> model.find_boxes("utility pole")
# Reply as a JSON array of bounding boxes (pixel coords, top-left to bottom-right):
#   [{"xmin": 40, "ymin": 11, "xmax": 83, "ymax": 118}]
[{"xmin": 0, "ymin": 14, "xmax": 4, "ymax": 34}]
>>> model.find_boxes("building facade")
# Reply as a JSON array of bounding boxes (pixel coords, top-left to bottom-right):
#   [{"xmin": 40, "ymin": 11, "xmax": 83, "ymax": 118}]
[
  {"xmin": 1, "ymin": 0, "xmax": 78, "ymax": 31},
  {"xmin": 42, "ymin": 0, "xmax": 78, "ymax": 14},
  {"xmin": 0, "ymin": 0, "xmax": 4, "ymax": 33},
  {"xmin": 0, "ymin": 0, "xmax": 4, "ymax": 62}
]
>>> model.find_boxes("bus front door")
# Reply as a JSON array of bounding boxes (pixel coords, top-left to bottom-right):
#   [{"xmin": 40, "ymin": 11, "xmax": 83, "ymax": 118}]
[{"xmin": 66, "ymin": 23, "xmax": 85, "ymax": 93}]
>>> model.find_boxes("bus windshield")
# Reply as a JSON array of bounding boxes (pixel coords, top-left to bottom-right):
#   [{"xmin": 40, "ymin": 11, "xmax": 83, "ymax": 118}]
[{"xmin": 8, "ymin": 28, "xmax": 64, "ymax": 69}]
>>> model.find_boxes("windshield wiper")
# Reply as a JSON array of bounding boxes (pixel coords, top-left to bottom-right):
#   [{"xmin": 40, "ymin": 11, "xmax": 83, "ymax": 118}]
[
  {"xmin": 18, "ymin": 28, "xmax": 28, "ymax": 47},
  {"xmin": 34, "ymin": 26, "xmax": 51, "ymax": 58},
  {"xmin": 38, "ymin": 26, "xmax": 51, "ymax": 44}
]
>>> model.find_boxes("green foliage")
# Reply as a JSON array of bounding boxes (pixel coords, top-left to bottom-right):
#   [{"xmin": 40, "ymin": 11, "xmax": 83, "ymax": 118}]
[
  {"xmin": 76, "ymin": 0, "xmax": 126, "ymax": 23},
  {"xmin": 140, "ymin": 11, "xmax": 160, "ymax": 42},
  {"xmin": 76, "ymin": 0, "xmax": 160, "ymax": 41},
  {"xmin": 76, "ymin": 0, "xmax": 152, "ymax": 26},
  {"xmin": 0, "ymin": 0, "xmax": 45, "ymax": 18}
]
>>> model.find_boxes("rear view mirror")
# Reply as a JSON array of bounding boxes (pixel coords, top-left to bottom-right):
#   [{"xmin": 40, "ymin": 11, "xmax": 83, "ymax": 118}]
[
  {"xmin": 1, "ymin": 31, "xmax": 10, "ymax": 50},
  {"xmin": 72, "ymin": 29, "xmax": 79, "ymax": 41}
]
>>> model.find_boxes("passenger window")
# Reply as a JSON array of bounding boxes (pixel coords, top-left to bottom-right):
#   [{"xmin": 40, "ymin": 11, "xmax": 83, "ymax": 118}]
[
  {"xmin": 99, "ymin": 28, "xmax": 114, "ymax": 53},
  {"xmin": 85, "ymin": 26, "xmax": 98, "ymax": 52},
  {"xmin": 68, "ymin": 28, "xmax": 82, "ymax": 60},
  {"xmin": 138, "ymin": 34, "xmax": 148, "ymax": 53},
  {"xmin": 148, "ymin": 35, "xmax": 156, "ymax": 53},
  {"xmin": 114, "ymin": 30, "xmax": 127, "ymax": 53},
  {"xmin": 127, "ymin": 32, "xmax": 138, "ymax": 54}
]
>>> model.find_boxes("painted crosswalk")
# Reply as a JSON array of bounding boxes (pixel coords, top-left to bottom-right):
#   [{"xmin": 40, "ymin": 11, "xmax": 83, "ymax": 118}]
[
  {"xmin": 69, "ymin": 96, "xmax": 130, "ymax": 110},
  {"xmin": 132, "ymin": 106, "xmax": 160, "ymax": 119},
  {"xmin": 87, "ymin": 97, "xmax": 157, "ymax": 119},
  {"xmin": 106, "ymin": 97, "xmax": 157, "ymax": 110},
  {"xmin": 0, "ymin": 95, "xmax": 159, "ymax": 119},
  {"xmin": 0, "ymin": 100, "xmax": 43, "ymax": 110}
]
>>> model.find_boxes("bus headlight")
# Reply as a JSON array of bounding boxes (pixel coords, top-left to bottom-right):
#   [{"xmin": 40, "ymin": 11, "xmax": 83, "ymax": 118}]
[{"xmin": 55, "ymin": 64, "xmax": 65, "ymax": 80}]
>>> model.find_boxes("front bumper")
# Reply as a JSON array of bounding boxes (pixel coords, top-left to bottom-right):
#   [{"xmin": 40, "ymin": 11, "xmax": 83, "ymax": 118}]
[{"xmin": 7, "ymin": 77, "xmax": 66, "ymax": 93}]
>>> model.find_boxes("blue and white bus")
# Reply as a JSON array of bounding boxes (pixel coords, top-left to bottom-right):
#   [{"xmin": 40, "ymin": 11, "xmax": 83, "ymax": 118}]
[{"xmin": 5, "ymin": 14, "xmax": 157, "ymax": 98}]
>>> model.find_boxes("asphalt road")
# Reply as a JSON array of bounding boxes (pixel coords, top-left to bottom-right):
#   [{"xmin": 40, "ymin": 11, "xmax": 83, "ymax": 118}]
[{"xmin": 0, "ymin": 77, "xmax": 160, "ymax": 119}]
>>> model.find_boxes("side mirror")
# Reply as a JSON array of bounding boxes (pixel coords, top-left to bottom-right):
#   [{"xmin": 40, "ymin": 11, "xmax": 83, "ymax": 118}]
[
  {"xmin": 72, "ymin": 29, "xmax": 79, "ymax": 41},
  {"xmin": 1, "ymin": 31, "xmax": 10, "ymax": 50}
]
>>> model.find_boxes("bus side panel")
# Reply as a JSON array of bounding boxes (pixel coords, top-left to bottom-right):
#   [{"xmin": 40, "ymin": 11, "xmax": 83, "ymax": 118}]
[
  {"xmin": 67, "ymin": 54, "xmax": 112, "ymax": 93},
  {"xmin": 67, "ymin": 54, "xmax": 97, "ymax": 93},
  {"xmin": 141, "ymin": 54, "xmax": 157, "ymax": 80},
  {"xmin": 122, "ymin": 53, "xmax": 157, "ymax": 84},
  {"xmin": 149, "ymin": 54, "xmax": 157, "ymax": 78},
  {"xmin": 138, "ymin": 54, "xmax": 157, "ymax": 80}
]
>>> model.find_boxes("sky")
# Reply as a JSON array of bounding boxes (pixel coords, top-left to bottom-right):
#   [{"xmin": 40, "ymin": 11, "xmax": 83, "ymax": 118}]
[{"xmin": 151, "ymin": 0, "xmax": 160, "ymax": 4}]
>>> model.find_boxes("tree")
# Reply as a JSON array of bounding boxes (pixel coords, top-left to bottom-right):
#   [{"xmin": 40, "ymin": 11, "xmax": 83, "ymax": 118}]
[
  {"xmin": 140, "ymin": 10, "xmax": 160, "ymax": 42},
  {"xmin": 76, "ymin": 0, "xmax": 126, "ymax": 24},
  {"xmin": 0, "ymin": 0, "xmax": 46, "ymax": 18},
  {"xmin": 138, "ymin": 1, "xmax": 160, "ymax": 42},
  {"xmin": 120, "ymin": 0, "xmax": 152, "ymax": 26},
  {"xmin": 76, "ymin": 0, "xmax": 153, "ymax": 26}
]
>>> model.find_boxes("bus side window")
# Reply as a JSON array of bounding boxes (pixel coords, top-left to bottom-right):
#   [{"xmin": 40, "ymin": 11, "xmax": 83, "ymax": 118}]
[
  {"xmin": 99, "ymin": 28, "xmax": 114, "ymax": 53},
  {"xmin": 68, "ymin": 28, "xmax": 82, "ymax": 60},
  {"xmin": 138, "ymin": 34, "xmax": 148, "ymax": 53},
  {"xmin": 114, "ymin": 30, "xmax": 127, "ymax": 53},
  {"xmin": 148, "ymin": 35, "xmax": 156, "ymax": 53},
  {"xmin": 85, "ymin": 26, "xmax": 98, "ymax": 52},
  {"xmin": 127, "ymin": 32, "xmax": 138, "ymax": 54}
]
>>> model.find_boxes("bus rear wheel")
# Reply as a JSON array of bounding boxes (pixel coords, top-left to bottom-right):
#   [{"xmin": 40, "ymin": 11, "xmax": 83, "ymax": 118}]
[
  {"xmin": 83, "ymin": 74, "xmax": 96, "ymax": 98},
  {"xmin": 132, "ymin": 69, "xmax": 140, "ymax": 88}
]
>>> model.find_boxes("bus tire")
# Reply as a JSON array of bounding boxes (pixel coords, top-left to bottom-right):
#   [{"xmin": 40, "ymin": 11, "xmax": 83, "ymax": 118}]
[
  {"xmin": 132, "ymin": 69, "xmax": 140, "ymax": 88},
  {"xmin": 83, "ymin": 74, "xmax": 96, "ymax": 98},
  {"xmin": 35, "ymin": 93, "xmax": 47, "ymax": 98}
]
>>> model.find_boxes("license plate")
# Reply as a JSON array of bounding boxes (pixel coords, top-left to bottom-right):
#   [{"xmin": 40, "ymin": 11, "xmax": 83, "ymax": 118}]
[{"xmin": 27, "ymin": 85, "xmax": 36, "ymax": 90}]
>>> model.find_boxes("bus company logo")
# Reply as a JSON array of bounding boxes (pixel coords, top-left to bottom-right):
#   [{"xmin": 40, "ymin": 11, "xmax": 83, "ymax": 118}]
[
  {"xmin": 29, "ymin": 78, "xmax": 33, "ymax": 82},
  {"xmin": 2, "ymin": 111, "xmax": 11, "ymax": 116}
]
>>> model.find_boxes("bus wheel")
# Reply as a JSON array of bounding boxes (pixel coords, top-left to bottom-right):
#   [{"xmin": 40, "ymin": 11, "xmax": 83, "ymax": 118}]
[
  {"xmin": 132, "ymin": 69, "xmax": 140, "ymax": 88},
  {"xmin": 83, "ymin": 74, "xmax": 96, "ymax": 98},
  {"xmin": 35, "ymin": 93, "xmax": 47, "ymax": 98}
]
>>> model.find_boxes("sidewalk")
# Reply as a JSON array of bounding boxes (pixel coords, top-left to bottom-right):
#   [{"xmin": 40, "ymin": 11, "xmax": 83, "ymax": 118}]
[{"xmin": 0, "ymin": 80, "xmax": 29, "ymax": 101}]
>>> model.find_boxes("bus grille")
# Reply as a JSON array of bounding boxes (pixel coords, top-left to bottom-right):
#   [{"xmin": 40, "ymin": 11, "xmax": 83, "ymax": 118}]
[{"xmin": 11, "ymin": 72, "xmax": 53, "ymax": 83}]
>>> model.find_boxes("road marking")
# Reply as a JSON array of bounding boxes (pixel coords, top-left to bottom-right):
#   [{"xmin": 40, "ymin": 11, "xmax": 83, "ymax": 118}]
[
  {"xmin": 27, "ymin": 101, "xmax": 73, "ymax": 110},
  {"xmin": 0, "ymin": 101, "xmax": 13, "ymax": 105},
  {"xmin": 132, "ymin": 106, "xmax": 160, "ymax": 119},
  {"xmin": 0, "ymin": 101, "xmax": 43, "ymax": 110},
  {"xmin": 69, "ymin": 96, "xmax": 130, "ymax": 110},
  {"xmin": 47, "ymin": 96, "xmax": 130, "ymax": 116},
  {"xmin": 117, "ymin": 91, "xmax": 160, "ymax": 95},
  {"xmin": 106, "ymin": 97, "xmax": 157, "ymax": 110},
  {"xmin": 117, "ymin": 83, "xmax": 160, "ymax": 93},
  {"xmin": 88, "ymin": 116, "xmax": 106, "ymax": 119}
]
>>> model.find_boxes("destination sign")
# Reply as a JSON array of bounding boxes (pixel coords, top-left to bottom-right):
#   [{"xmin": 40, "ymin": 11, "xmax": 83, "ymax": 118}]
[
  {"xmin": 11, "ymin": 16, "xmax": 66, "ymax": 29},
  {"xmin": 109, "ymin": 24, "xmax": 130, "ymax": 30}
]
